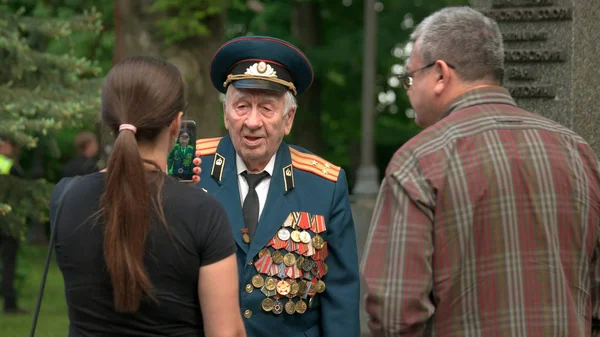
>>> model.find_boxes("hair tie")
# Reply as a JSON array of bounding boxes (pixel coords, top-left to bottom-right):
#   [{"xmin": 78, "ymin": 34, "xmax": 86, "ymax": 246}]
[{"xmin": 119, "ymin": 124, "xmax": 137, "ymax": 134}]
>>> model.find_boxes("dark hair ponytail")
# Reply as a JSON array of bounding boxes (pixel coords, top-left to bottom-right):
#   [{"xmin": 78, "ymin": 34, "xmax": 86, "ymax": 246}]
[
  {"xmin": 100, "ymin": 56, "xmax": 187, "ymax": 312},
  {"xmin": 102, "ymin": 127, "xmax": 153, "ymax": 311}
]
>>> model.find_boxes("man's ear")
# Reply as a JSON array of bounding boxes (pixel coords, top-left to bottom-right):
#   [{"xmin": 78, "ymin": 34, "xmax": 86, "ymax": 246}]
[
  {"xmin": 284, "ymin": 107, "xmax": 296, "ymax": 135},
  {"xmin": 223, "ymin": 102, "xmax": 230, "ymax": 130},
  {"xmin": 432, "ymin": 60, "xmax": 453, "ymax": 96}
]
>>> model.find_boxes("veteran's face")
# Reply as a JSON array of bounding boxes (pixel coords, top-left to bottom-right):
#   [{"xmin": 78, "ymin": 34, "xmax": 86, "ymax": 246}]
[{"xmin": 224, "ymin": 86, "xmax": 295, "ymax": 172}]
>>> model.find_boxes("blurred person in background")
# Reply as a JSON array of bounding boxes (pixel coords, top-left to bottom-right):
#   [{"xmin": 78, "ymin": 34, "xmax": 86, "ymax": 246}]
[
  {"xmin": 62, "ymin": 131, "xmax": 99, "ymax": 177},
  {"xmin": 0, "ymin": 135, "xmax": 27, "ymax": 314}
]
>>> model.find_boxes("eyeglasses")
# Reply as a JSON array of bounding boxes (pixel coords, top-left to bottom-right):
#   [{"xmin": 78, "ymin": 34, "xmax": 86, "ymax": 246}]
[{"xmin": 398, "ymin": 61, "xmax": 455, "ymax": 90}]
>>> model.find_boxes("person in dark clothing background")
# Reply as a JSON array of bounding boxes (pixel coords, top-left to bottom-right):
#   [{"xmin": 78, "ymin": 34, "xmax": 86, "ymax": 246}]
[
  {"xmin": 0, "ymin": 136, "xmax": 28, "ymax": 314},
  {"xmin": 62, "ymin": 131, "xmax": 99, "ymax": 177}
]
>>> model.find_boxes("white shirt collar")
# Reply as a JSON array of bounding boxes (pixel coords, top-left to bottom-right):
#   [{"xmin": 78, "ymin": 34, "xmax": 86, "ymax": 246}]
[{"xmin": 236, "ymin": 153, "xmax": 276, "ymax": 176}]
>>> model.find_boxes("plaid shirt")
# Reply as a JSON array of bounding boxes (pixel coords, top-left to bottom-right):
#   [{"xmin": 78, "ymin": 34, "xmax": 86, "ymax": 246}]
[{"xmin": 361, "ymin": 86, "xmax": 600, "ymax": 337}]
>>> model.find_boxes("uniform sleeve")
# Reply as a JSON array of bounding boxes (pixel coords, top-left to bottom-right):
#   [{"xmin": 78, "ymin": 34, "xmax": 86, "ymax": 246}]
[
  {"xmin": 360, "ymin": 171, "xmax": 435, "ymax": 337},
  {"xmin": 320, "ymin": 169, "xmax": 361, "ymax": 337},
  {"xmin": 195, "ymin": 197, "xmax": 236, "ymax": 266}
]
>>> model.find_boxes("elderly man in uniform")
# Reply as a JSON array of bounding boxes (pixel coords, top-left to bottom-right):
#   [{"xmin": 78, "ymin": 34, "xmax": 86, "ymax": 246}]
[{"xmin": 195, "ymin": 36, "xmax": 360, "ymax": 337}]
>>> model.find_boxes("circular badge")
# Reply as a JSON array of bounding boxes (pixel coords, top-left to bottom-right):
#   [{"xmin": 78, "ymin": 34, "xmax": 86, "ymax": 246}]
[
  {"xmin": 299, "ymin": 231, "xmax": 311, "ymax": 244},
  {"xmin": 252, "ymin": 274, "xmax": 265, "ymax": 288},
  {"xmin": 261, "ymin": 298, "xmax": 275, "ymax": 312},
  {"xmin": 285, "ymin": 300, "xmax": 296, "ymax": 315},
  {"xmin": 295, "ymin": 300, "xmax": 307, "ymax": 314},
  {"xmin": 276, "ymin": 280, "xmax": 291, "ymax": 296},
  {"xmin": 278, "ymin": 228, "xmax": 291, "ymax": 241}
]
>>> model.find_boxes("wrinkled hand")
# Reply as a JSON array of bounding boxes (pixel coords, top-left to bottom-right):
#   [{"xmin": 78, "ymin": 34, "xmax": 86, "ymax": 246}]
[{"xmin": 186, "ymin": 151, "xmax": 202, "ymax": 186}]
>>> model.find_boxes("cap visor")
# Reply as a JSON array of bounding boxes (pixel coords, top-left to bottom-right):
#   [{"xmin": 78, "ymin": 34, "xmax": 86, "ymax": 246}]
[{"xmin": 232, "ymin": 79, "xmax": 288, "ymax": 93}]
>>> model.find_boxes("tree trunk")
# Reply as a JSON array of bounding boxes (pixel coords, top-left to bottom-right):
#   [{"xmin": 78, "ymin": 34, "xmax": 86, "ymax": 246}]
[
  {"xmin": 290, "ymin": 1, "xmax": 324, "ymax": 155},
  {"xmin": 110, "ymin": 0, "xmax": 225, "ymax": 148}
]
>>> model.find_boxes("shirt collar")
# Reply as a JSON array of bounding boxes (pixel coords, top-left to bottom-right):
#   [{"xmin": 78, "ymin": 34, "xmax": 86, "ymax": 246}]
[
  {"xmin": 439, "ymin": 85, "xmax": 517, "ymax": 120},
  {"xmin": 236, "ymin": 153, "xmax": 277, "ymax": 176}
]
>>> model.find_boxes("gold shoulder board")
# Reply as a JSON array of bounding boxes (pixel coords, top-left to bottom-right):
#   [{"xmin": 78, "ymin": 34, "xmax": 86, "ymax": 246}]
[
  {"xmin": 196, "ymin": 137, "xmax": 222, "ymax": 156},
  {"xmin": 289, "ymin": 147, "xmax": 340, "ymax": 182}
]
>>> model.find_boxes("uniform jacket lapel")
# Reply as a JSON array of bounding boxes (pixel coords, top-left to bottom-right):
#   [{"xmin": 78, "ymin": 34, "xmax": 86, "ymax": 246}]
[{"xmin": 210, "ymin": 135, "xmax": 248, "ymax": 254}]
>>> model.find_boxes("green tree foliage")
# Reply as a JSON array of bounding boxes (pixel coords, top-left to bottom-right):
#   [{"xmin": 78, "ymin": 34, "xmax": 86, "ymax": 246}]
[{"xmin": 0, "ymin": 3, "xmax": 103, "ymax": 238}]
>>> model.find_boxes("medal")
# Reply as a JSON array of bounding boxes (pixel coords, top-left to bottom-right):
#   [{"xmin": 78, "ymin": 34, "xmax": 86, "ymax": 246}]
[
  {"xmin": 252, "ymin": 274, "xmax": 265, "ymax": 288},
  {"xmin": 262, "ymin": 298, "xmax": 275, "ymax": 312},
  {"xmin": 296, "ymin": 256, "xmax": 305, "ymax": 270},
  {"xmin": 295, "ymin": 300, "xmax": 307, "ymax": 314},
  {"xmin": 298, "ymin": 280, "xmax": 308, "ymax": 295},
  {"xmin": 272, "ymin": 250, "xmax": 284, "ymax": 265},
  {"xmin": 312, "ymin": 234, "xmax": 324, "ymax": 249},
  {"xmin": 299, "ymin": 231, "xmax": 311, "ymax": 244},
  {"xmin": 290, "ymin": 281, "xmax": 300, "ymax": 296},
  {"xmin": 285, "ymin": 299, "xmax": 296, "ymax": 315},
  {"xmin": 273, "ymin": 300, "xmax": 283, "ymax": 315},
  {"xmin": 308, "ymin": 296, "xmax": 314, "ymax": 308},
  {"xmin": 278, "ymin": 228, "xmax": 290, "ymax": 241},
  {"xmin": 283, "ymin": 252, "xmax": 296, "ymax": 267},
  {"xmin": 316, "ymin": 280, "xmax": 326, "ymax": 293},
  {"xmin": 265, "ymin": 277, "xmax": 277, "ymax": 291},
  {"xmin": 258, "ymin": 248, "xmax": 271, "ymax": 258},
  {"xmin": 290, "ymin": 230, "xmax": 301, "ymax": 243},
  {"xmin": 276, "ymin": 280, "xmax": 291, "ymax": 296},
  {"xmin": 302, "ymin": 258, "xmax": 313, "ymax": 272},
  {"xmin": 308, "ymin": 281, "xmax": 318, "ymax": 297},
  {"xmin": 241, "ymin": 228, "xmax": 250, "ymax": 243}
]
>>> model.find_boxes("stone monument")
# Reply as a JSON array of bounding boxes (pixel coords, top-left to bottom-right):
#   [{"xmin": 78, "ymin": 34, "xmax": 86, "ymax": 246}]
[{"xmin": 471, "ymin": 0, "xmax": 600, "ymax": 155}]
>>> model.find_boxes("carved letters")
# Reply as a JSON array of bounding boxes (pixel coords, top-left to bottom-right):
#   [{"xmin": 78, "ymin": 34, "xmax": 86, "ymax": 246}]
[
  {"xmin": 502, "ymin": 31, "xmax": 548, "ymax": 42},
  {"xmin": 483, "ymin": 7, "xmax": 572, "ymax": 21},
  {"xmin": 506, "ymin": 67, "xmax": 539, "ymax": 81},
  {"xmin": 504, "ymin": 50, "xmax": 565, "ymax": 63},
  {"xmin": 492, "ymin": 0, "xmax": 555, "ymax": 8},
  {"xmin": 507, "ymin": 85, "xmax": 556, "ymax": 98}
]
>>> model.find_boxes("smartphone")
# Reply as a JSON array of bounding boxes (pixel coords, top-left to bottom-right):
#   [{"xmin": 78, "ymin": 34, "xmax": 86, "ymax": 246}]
[{"xmin": 168, "ymin": 120, "xmax": 196, "ymax": 182}]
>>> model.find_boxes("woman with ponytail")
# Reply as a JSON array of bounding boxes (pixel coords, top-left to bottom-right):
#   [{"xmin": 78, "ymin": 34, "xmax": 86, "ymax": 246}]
[{"xmin": 50, "ymin": 56, "xmax": 246, "ymax": 337}]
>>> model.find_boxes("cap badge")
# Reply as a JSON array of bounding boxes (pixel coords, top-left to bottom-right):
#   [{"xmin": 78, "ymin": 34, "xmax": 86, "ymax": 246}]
[{"xmin": 246, "ymin": 61, "xmax": 277, "ymax": 78}]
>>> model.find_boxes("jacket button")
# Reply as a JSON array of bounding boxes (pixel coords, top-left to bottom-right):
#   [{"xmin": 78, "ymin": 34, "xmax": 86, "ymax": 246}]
[
  {"xmin": 245, "ymin": 284, "xmax": 253, "ymax": 293},
  {"xmin": 244, "ymin": 309, "xmax": 252, "ymax": 318}
]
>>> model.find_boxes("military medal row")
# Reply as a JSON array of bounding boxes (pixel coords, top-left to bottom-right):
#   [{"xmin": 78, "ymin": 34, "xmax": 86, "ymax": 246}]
[
  {"xmin": 249, "ymin": 274, "xmax": 325, "ymax": 315},
  {"xmin": 250, "ymin": 273, "xmax": 326, "ymax": 296},
  {"xmin": 254, "ymin": 249, "xmax": 327, "ymax": 280},
  {"xmin": 261, "ymin": 297, "xmax": 310, "ymax": 315}
]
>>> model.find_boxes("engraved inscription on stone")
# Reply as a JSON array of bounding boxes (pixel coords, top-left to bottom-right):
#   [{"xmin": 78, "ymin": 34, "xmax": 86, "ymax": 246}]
[
  {"xmin": 482, "ymin": 7, "xmax": 572, "ymax": 21},
  {"xmin": 506, "ymin": 67, "xmax": 539, "ymax": 81},
  {"xmin": 502, "ymin": 31, "xmax": 548, "ymax": 42},
  {"xmin": 504, "ymin": 50, "xmax": 565, "ymax": 62},
  {"xmin": 507, "ymin": 85, "xmax": 556, "ymax": 98},
  {"xmin": 492, "ymin": 0, "xmax": 555, "ymax": 8}
]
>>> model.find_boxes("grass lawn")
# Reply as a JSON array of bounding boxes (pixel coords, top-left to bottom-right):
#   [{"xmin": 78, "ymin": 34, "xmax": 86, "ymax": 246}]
[{"xmin": 0, "ymin": 245, "xmax": 69, "ymax": 337}]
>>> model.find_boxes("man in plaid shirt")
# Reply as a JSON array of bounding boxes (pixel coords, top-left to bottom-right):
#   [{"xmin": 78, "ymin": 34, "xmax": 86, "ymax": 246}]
[{"xmin": 361, "ymin": 6, "xmax": 600, "ymax": 337}]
